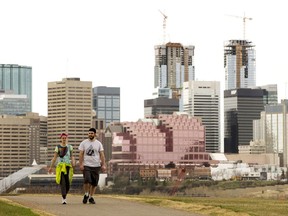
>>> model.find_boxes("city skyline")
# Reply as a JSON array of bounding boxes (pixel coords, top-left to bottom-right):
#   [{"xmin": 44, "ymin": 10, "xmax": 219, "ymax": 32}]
[{"xmin": 0, "ymin": 0, "xmax": 287, "ymax": 121}]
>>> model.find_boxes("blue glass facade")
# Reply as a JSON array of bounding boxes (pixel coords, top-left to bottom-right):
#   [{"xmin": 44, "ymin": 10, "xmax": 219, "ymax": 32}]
[
  {"xmin": 0, "ymin": 64, "xmax": 32, "ymax": 111},
  {"xmin": 93, "ymin": 86, "xmax": 120, "ymax": 128}
]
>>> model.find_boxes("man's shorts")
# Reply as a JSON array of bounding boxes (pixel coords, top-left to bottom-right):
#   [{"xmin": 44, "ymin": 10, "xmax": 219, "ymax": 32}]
[{"xmin": 83, "ymin": 166, "xmax": 101, "ymax": 186}]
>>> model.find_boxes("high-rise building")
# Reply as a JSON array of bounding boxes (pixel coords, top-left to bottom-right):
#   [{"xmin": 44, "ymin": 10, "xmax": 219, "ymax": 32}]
[
  {"xmin": 0, "ymin": 113, "xmax": 40, "ymax": 179},
  {"xmin": 259, "ymin": 84, "xmax": 278, "ymax": 105},
  {"xmin": 144, "ymin": 97, "xmax": 179, "ymax": 117},
  {"xmin": 253, "ymin": 99, "xmax": 288, "ymax": 166},
  {"xmin": 154, "ymin": 42, "xmax": 195, "ymax": 98},
  {"xmin": 182, "ymin": 81, "xmax": 221, "ymax": 153},
  {"xmin": 224, "ymin": 88, "xmax": 265, "ymax": 153},
  {"xmin": 151, "ymin": 87, "xmax": 172, "ymax": 99},
  {"xmin": 0, "ymin": 90, "xmax": 31, "ymax": 115},
  {"xmin": 0, "ymin": 64, "xmax": 32, "ymax": 110},
  {"xmin": 47, "ymin": 78, "xmax": 92, "ymax": 162},
  {"xmin": 92, "ymin": 86, "xmax": 120, "ymax": 128},
  {"xmin": 39, "ymin": 115, "xmax": 48, "ymax": 165},
  {"xmin": 224, "ymin": 40, "xmax": 256, "ymax": 90}
]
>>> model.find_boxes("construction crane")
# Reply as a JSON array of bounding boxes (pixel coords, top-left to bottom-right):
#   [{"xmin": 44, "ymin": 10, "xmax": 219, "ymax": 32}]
[
  {"xmin": 226, "ymin": 13, "xmax": 252, "ymax": 40},
  {"xmin": 159, "ymin": 9, "xmax": 167, "ymax": 44},
  {"xmin": 169, "ymin": 168, "xmax": 186, "ymax": 196}
]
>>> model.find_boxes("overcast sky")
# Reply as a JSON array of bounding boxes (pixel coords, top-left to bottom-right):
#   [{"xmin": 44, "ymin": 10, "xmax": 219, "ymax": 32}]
[{"xmin": 0, "ymin": 0, "xmax": 287, "ymax": 122}]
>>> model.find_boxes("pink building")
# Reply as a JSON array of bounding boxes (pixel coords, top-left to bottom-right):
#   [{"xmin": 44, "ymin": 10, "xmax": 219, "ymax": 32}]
[{"xmin": 109, "ymin": 112, "xmax": 212, "ymax": 174}]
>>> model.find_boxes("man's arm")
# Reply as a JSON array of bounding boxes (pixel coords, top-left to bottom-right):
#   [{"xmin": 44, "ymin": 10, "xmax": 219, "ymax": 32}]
[
  {"xmin": 79, "ymin": 150, "xmax": 84, "ymax": 171},
  {"xmin": 100, "ymin": 151, "xmax": 106, "ymax": 172}
]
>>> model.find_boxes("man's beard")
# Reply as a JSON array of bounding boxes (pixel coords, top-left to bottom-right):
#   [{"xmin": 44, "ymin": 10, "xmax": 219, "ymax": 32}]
[{"xmin": 89, "ymin": 136, "xmax": 94, "ymax": 140}]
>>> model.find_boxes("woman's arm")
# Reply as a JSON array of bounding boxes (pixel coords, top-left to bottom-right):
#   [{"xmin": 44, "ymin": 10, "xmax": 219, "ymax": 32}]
[
  {"xmin": 48, "ymin": 152, "xmax": 58, "ymax": 174},
  {"xmin": 70, "ymin": 149, "xmax": 76, "ymax": 167}
]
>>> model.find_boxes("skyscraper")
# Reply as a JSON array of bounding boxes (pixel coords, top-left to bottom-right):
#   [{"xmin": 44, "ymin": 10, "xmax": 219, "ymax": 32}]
[
  {"xmin": 92, "ymin": 86, "xmax": 120, "ymax": 128},
  {"xmin": 0, "ymin": 91, "xmax": 31, "ymax": 115},
  {"xmin": 259, "ymin": 84, "xmax": 278, "ymax": 105},
  {"xmin": 224, "ymin": 40, "xmax": 256, "ymax": 90},
  {"xmin": 47, "ymin": 78, "xmax": 92, "ymax": 162},
  {"xmin": 253, "ymin": 99, "xmax": 288, "ymax": 166},
  {"xmin": 0, "ymin": 113, "xmax": 40, "ymax": 178},
  {"xmin": 144, "ymin": 97, "xmax": 179, "ymax": 117},
  {"xmin": 154, "ymin": 42, "xmax": 195, "ymax": 98},
  {"xmin": 0, "ymin": 64, "xmax": 32, "ymax": 111},
  {"xmin": 224, "ymin": 88, "xmax": 265, "ymax": 153},
  {"xmin": 39, "ymin": 115, "xmax": 48, "ymax": 165},
  {"xmin": 182, "ymin": 81, "xmax": 221, "ymax": 153}
]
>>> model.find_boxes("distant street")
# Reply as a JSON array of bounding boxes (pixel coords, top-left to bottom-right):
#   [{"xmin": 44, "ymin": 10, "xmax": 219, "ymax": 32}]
[{"xmin": 2, "ymin": 194, "xmax": 202, "ymax": 216}]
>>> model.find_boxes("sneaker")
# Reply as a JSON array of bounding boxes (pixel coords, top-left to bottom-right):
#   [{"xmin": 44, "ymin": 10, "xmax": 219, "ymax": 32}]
[
  {"xmin": 62, "ymin": 198, "xmax": 67, "ymax": 204},
  {"xmin": 83, "ymin": 195, "xmax": 89, "ymax": 204},
  {"xmin": 88, "ymin": 197, "xmax": 96, "ymax": 204}
]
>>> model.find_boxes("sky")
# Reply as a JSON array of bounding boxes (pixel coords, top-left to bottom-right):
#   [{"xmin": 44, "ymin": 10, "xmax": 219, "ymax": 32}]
[{"xmin": 0, "ymin": 0, "xmax": 287, "ymax": 122}]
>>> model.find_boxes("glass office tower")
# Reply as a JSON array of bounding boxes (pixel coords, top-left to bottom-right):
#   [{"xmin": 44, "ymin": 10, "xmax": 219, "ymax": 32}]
[
  {"xmin": 93, "ymin": 86, "xmax": 120, "ymax": 128},
  {"xmin": 0, "ymin": 64, "xmax": 32, "ymax": 111}
]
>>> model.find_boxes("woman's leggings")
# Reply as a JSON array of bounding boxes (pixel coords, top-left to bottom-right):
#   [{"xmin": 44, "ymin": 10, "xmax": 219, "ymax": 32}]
[{"xmin": 60, "ymin": 166, "xmax": 70, "ymax": 199}]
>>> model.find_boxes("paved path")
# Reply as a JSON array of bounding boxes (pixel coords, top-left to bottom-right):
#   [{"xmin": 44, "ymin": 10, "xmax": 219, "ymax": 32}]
[{"xmin": 2, "ymin": 194, "xmax": 202, "ymax": 216}]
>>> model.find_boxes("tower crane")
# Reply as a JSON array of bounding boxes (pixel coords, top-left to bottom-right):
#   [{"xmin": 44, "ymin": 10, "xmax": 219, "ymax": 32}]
[
  {"xmin": 159, "ymin": 10, "xmax": 167, "ymax": 44},
  {"xmin": 226, "ymin": 13, "xmax": 252, "ymax": 40}
]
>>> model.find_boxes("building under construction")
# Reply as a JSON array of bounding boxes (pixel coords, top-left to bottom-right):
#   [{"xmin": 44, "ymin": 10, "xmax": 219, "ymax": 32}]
[
  {"xmin": 154, "ymin": 42, "xmax": 195, "ymax": 99},
  {"xmin": 224, "ymin": 39, "xmax": 256, "ymax": 90}
]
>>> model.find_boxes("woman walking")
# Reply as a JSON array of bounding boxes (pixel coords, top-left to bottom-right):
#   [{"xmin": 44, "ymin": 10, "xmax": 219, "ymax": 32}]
[{"xmin": 48, "ymin": 133, "xmax": 75, "ymax": 204}]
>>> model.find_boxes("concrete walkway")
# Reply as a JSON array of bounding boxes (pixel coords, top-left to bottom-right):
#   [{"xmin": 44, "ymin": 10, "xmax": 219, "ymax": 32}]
[{"xmin": 2, "ymin": 194, "xmax": 202, "ymax": 216}]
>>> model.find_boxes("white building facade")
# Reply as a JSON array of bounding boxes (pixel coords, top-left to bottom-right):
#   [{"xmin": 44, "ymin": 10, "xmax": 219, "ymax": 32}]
[
  {"xmin": 253, "ymin": 100, "xmax": 288, "ymax": 167},
  {"xmin": 182, "ymin": 81, "xmax": 221, "ymax": 153}
]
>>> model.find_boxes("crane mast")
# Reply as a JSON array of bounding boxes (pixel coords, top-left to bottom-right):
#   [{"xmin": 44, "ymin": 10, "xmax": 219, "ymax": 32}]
[
  {"xmin": 159, "ymin": 10, "xmax": 168, "ymax": 44},
  {"xmin": 226, "ymin": 13, "xmax": 252, "ymax": 40}
]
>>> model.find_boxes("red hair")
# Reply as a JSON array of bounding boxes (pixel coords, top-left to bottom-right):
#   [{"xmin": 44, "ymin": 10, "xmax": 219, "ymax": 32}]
[{"xmin": 60, "ymin": 133, "xmax": 68, "ymax": 137}]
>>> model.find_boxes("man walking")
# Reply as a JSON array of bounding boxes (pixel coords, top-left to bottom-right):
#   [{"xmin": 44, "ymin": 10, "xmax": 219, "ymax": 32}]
[{"xmin": 79, "ymin": 128, "xmax": 106, "ymax": 204}]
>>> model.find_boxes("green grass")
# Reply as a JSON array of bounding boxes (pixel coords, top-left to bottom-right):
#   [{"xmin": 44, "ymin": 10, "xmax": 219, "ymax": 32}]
[
  {"xmin": 167, "ymin": 197, "xmax": 288, "ymax": 216},
  {"xmin": 0, "ymin": 200, "xmax": 39, "ymax": 216},
  {"xmin": 110, "ymin": 195, "xmax": 288, "ymax": 216}
]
